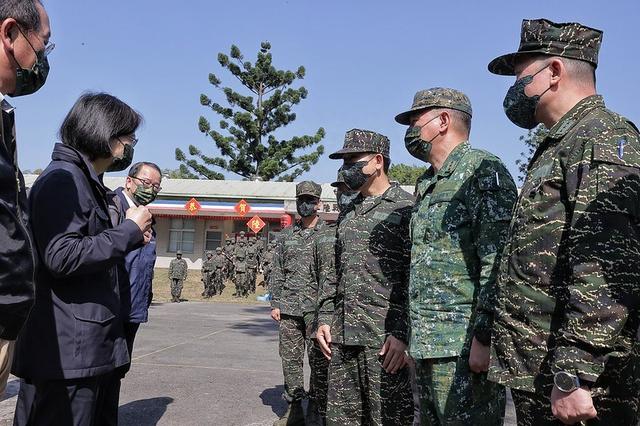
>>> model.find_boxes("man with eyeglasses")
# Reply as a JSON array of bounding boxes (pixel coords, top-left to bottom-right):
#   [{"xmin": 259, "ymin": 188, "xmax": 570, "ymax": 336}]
[
  {"xmin": 0, "ymin": 0, "xmax": 52, "ymax": 394},
  {"xmin": 102, "ymin": 161, "xmax": 162, "ymax": 423}
]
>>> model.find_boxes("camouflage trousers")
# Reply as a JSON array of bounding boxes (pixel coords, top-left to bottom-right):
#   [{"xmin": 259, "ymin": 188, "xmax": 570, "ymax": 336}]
[
  {"xmin": 212, "ymin": 268, "xmax": 224, "ymax": 294},
  {"xmin": 234, "ymin": 272, "xmax": 248, "ymax": 297},
  {"xmin": 279, "ymin": 314, "xmax": 307, "ymax": 402},
  {"xmin": 308, "ymin": 338, "xmax": 330, "ymax": 417},
  {"xmin": 170, "ymin": 279, "xmax": 183, "ymax": 298},
  {"xmin": 415, "ymin": 355, "xmax": 505, "ymax": 426},
  {"xmin": 511, "ymin": 388, "xmax": 640, "ymax": 426},
  {"xmin": 248, "ymin": 267, "xmax": 257, "ymax": 293},
  {"xmin": 202, "ymin": 271, "xmax": 212, "ymax": 295},
  {"xmin": 326, "ymin": 344, "xmax": 414, "ymax": 426}
]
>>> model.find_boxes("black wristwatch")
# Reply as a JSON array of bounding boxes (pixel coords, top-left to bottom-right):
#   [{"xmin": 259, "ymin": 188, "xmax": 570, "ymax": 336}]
[{"xmin": 554, "ymin": 371, "xmax": 581, "ymax": 393}]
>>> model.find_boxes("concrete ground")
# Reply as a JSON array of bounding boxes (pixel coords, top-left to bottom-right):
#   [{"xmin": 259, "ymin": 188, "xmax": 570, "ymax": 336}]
[{"xmin": 0, "ymin": 301, "xmax": 517, "ymax": 425}]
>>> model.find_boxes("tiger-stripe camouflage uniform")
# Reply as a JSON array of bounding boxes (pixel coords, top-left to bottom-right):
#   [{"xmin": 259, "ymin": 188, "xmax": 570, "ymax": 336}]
[
  {"xmin": 321, "ymin": 129, "xmax": 415, "ymax": 426},
  {"xmin": 395, "ymin": 88, "xmax": 517, "ymax": 425},
  {"xmin": 304, "ymin": 222, "xmax": 338, "ymax": 424},
  {"xmin": 271, "ymin": 181, "xmax": 325, "ymax": 426},
  {"xmin": 488, "ymin": 19, "xmax": 640, "ymax": 425}
]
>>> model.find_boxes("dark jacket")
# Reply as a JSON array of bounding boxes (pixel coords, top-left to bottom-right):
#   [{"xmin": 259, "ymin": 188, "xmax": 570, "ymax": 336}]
[
  {"xmin": 13, "ymin": 143, "xmax": 144, "ymax": 380},
  {"xmin": 0, "ymin": 107, "xmax": 35, "ymax": 340},
  {"xmin": 110, "ymin": 187, "xmax": 156, "ymax": 323}
]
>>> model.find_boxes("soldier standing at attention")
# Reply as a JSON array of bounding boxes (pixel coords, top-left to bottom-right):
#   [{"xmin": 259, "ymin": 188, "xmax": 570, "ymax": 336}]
[
  {"xmin": 305, "ymin": 173, "xmax": 359, "ymax": 425},
  {"xmin": 246, "ymin": 237, "xmax": 259, "ymax": 294},
  {"xmin": 168, "ymin": 251, "xmax": 188, "ymax": 303},
  {"xmin": 316, "ymin": 129, "xmax": 415, "ymax": 425},
  {"xmin": 223, "ymin": 236, "xmax": 235, "ymax": 281},
  {"xmin": 201, "ymin": 251, "xmax": 214, "ymax": 298},
  {"xmin": 234, "ymin": 252, "xmax": 248, "ymax": 298},
  {"xmin": 233, "ymin": 240, "xmax": 247, "ymax": 297},
  {"xmin": 211, "ymin": 247, "xmax": 227, "ymax": 296},
  {"xmin": 270, "ymin": 181, "xmax": 325, "ymax": 426},
  {"xmin": 488, "ymin": 19, "xmax": 640, "ymax": 425},
  {"xmin": 395, "ymin": 88, "xmax": 517, "ymax": 425}
]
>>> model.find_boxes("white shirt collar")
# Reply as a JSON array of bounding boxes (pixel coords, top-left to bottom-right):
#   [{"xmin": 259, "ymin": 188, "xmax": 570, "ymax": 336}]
[
  {"xmin": 122, "ymin": 189, "xmax": 137, "ymax": 208},
  {"xmin": 0, "ymin": 93, "xmax": 15, "ymax": 114}
]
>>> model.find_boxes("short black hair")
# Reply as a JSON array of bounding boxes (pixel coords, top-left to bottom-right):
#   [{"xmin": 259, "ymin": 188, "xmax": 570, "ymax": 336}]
[
  {"xmin": 59, "ymin": 92, "xmax": 143, "ymax": 161},
  {"xmin": 0, "ymin": 0, "xmax": 42, "ymax": 32},
  {"xmin": 128, "ymin": 161, "xmax": 162, "ymax": 179}
]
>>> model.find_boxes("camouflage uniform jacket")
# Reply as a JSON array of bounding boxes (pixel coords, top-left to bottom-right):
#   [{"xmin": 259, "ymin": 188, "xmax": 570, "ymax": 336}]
[
  {"xmin": 168, "ymin": 258, "xmax": 188, "ymax": 279},
  {"xmin": 201, "ymin": 257, "xmax": 215, "ymax": 272},
  {"xmin": 319, "ymin": 184, "xmax": 413, "ymax": 348},
  {"xmin": 409, "ymin": 142, "xmax": 516, "ymax": 359},
  {"xmin": 270, "ymin": 218, "xmax": 326, "ymax": 317},
  {"xmin": 489, "ymin": 95, "xmax": 640, "ymax": 393},
  {"xmin": 211, "ymin": 254, "xmax": 226, "ymax": 270},
  {"xmin": 304, "ymin": 222, "xmax": 338, "ymax": 334},
  {"xmin": 233, "ymin": 245, "xmax": 246, "ymax": 259},
  {"xmin": 246, "ymin": 244, "xmax": 259, "ymax": 268}
]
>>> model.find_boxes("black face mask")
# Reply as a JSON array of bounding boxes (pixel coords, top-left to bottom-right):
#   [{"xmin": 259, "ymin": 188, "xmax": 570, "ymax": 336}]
[
  {"xmin": 338, "ymin": 158, "xmax": 373, "ymax": 190},
  {"xmin": 503, "ymin": 65, "xmax": 551, "ymax": 129},
  {"xmin": 336, "ymin": 190, "xmax": 359, "ymax": 212},
  {"xmin": 107, "ymin": 143, "xmax": 134, "ymax": 172},
  {"xmin": 296, "ymin": 199, "xmax": 318, "ymax": 217}
]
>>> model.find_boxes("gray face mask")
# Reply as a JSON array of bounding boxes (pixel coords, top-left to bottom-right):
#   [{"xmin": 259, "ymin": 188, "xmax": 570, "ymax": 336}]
[
  {"xmin": 338, "ymin": 157, "xmax": 374, "ymax": 190},
  {"xmin": 336, "ymin": 190, "xmax": 359, "ymax": 212},
  {"xmin": 296, "ymin": 199, "xmax": 318, "ymax": 217},
  {"xmin": 503, "ymin": 65, "xmax": 551, "ymax": 129},
  {"xmin": 404, "ymin": 115, "xmax": 441, "ymax": 162}
]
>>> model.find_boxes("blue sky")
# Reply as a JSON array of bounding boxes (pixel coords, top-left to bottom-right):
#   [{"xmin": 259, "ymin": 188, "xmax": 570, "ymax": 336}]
[{"xmin": 12, "ymin": 0, "xmax": 640, "ymax": 182}]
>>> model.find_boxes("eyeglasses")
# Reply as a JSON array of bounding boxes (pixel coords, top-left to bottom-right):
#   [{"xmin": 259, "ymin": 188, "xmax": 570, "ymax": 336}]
[
  {"xmin": 117, "ymin": 136, "xmax": 138, "ymax": 147},
  {"xmin": 17, "ymin": 26, "xmax": 55, "ymax": 59},
  {"xmin": 131, "ymin": 176, "xmax": 162, "ymax": 192}
]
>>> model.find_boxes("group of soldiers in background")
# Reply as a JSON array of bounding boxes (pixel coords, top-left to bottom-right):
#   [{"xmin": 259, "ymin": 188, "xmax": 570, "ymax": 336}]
[{"xmin": 168, "ymin": 233, "xmax": 276, "ymax": 302}]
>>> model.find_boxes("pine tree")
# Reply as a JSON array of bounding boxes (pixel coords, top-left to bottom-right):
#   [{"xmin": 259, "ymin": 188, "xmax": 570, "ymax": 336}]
[
  {"xmin": 515, "ymin": 125, "xmax": 548, "ymax": 183},
  {"xmin": 176, "ymin": 42, "xmax": 325, "ymax": 181}
]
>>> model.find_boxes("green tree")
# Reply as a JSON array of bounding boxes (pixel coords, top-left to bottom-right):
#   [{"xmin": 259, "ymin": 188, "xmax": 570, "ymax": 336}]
[
  {"xmin": 388, "ymin": 163, "xmax": 427, "ymax": 186},
  {"xmin": 176, "ymin": 42, "xmax": 325, "ymax": 181},
  {"xmin": 162, "ymin": 166, "xmax": 198, "ymax": 179},
  {"xmin": 516, "ymin": 125, "xmax": 548, "ymax": 183}
]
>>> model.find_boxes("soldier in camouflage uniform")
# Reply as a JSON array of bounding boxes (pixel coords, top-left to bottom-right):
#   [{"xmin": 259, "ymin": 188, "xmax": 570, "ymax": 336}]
[
  {"xmin": 233, "ymin": 252, "xmax": 248, "ymax": 298},
  {"xmin": 211, "ymin": 247, "xmax": 227, "ymax": 296},
  {"xmin": 201, "ymin": 251, "xmax": 215, "ymax": 298},
  {"xmin": 237, "ymin": 230, "xmax": 247, "ymax": 245},
  {"xmin": 488, "ymin": 19, "xmax": 640, "ymax": 426},
  {"xmin": 233, "ymin": 240, "xmax": 247, "ymax": 297},
  {"xmin": 317, "ymin": 130, "xmax": 414, "ymax": 425},
  {"xmin": 260, "ymin": 242, "xmax": 275, "ymax": 289},
  {"xmin": 305, "ymin": 173, "xmax": 359, "ymax": 425},
  {"xmin": 223, "ymin": 237, "xmax": 235, "ymax": 280},
  {"xmin": 246, "ymin": 237, "xmax": 259, "ymax": 293},
  {"xmin": 270, "ymin": 181, "xmax": 325, "ymax": 426},
  {"xmin": 395, "ymin": 87, "xmax": 517, "ymax": 425},
  {"xmin": 168, "ymin": 251, "xmax": 188, "ymax": 303}
]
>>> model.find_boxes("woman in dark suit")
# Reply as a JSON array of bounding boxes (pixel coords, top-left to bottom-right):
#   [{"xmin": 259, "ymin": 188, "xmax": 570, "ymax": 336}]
[{"xmin": 12, "ymin": 92, "xmax": 152, "ymax": 425}]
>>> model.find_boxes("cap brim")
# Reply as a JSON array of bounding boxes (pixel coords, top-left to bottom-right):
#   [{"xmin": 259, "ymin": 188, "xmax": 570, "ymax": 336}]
[
  {"xmin": 329, "ymin": 147, "xmax": 374, "ymax": 159},
  {"xmin": 488, "ymin": 52, "xmax": 521, "ymax": 75},
  {"xmin": 296, "ymin": 191, "xmax": 321, "ymax": 198},
  {"xmin": 394, "ymin": 108, "xmax": 425, "ymax": 125}
]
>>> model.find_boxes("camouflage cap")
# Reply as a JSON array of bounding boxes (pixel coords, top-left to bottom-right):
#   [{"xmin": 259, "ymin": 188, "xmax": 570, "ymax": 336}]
[
  {"xmin": 329, "ymin": 129, "xmax": 390, "ymax": 159},
  {"xmin": 215, "ymin": 247, "xmax": 222, "ymax": 252},
  {"xmin": 296, "ymin": 180, "xmax": 322, "ymax": 198},
  {"xmin": 176, "ymin": 250, "xmax": 182, "ymax": 255},
  {"xmin": 394, "ymin": 88, "xmax": 472, "ymax": 125},
  {"xmin": 488, "ymin": 18, "xmax": 603, "ymax": 76}
]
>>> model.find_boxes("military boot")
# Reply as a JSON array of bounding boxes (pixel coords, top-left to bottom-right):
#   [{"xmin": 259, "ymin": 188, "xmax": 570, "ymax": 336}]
[{"xmin": 273, "ymin": 400, "xmax": 304, "ymax": 426}]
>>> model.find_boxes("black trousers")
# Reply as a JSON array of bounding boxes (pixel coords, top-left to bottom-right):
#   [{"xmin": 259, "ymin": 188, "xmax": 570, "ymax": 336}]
[
  {"xmin": 13, "ymin": 374, "xmax": 110, "ymax": 426},
  {"xmin": 99, "ymin": 322, "xmax": 140, "ymax": 426}
]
